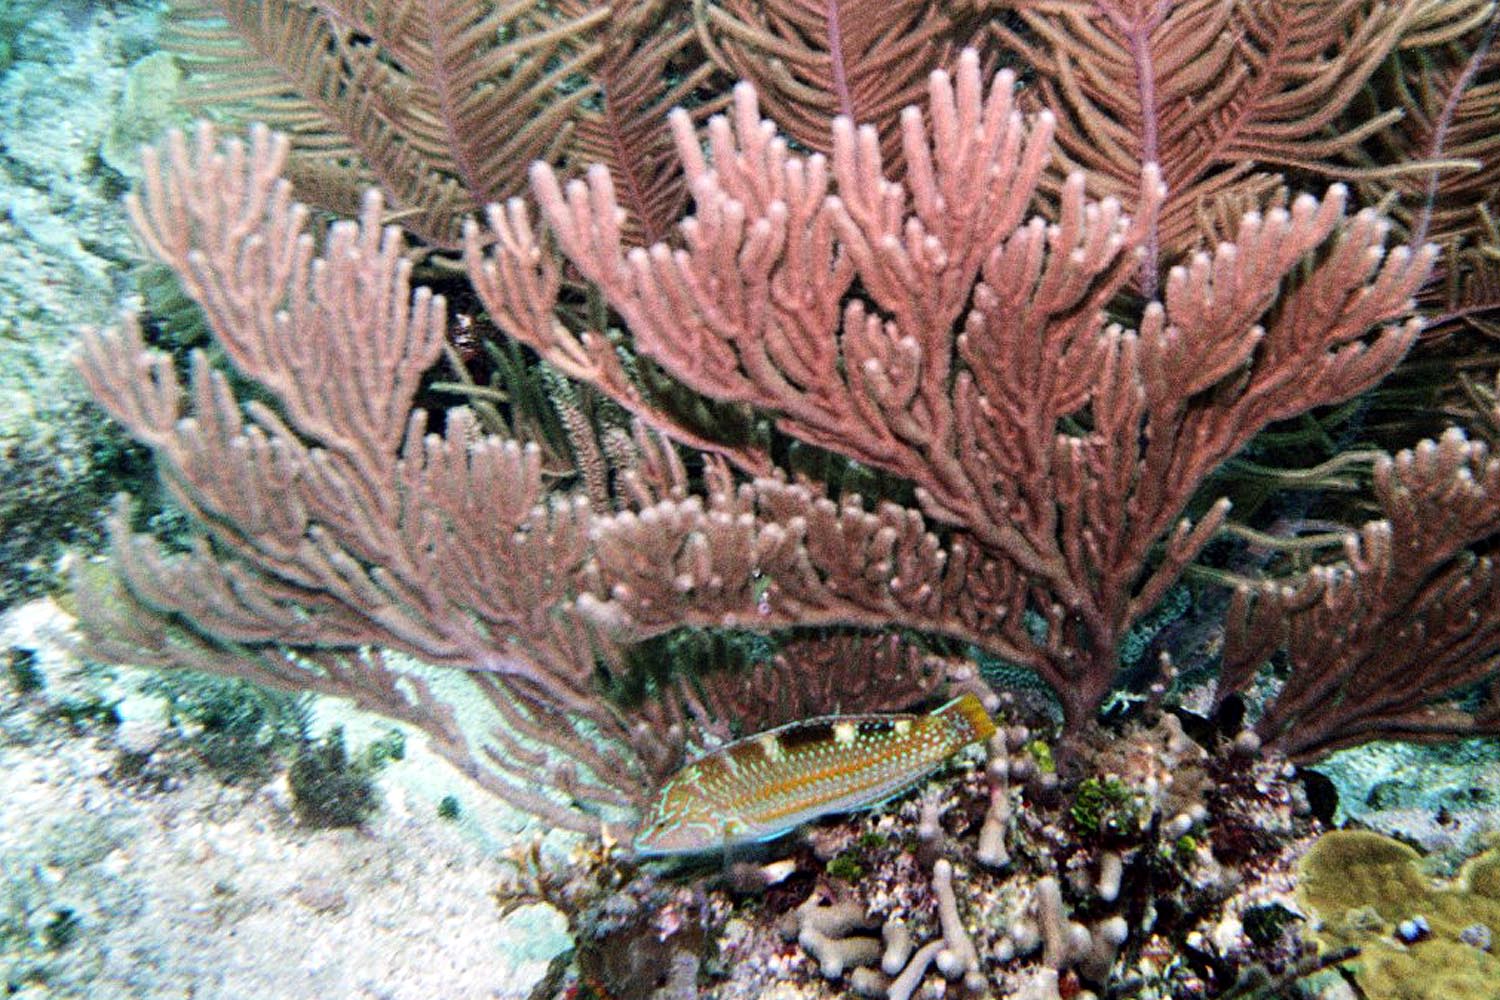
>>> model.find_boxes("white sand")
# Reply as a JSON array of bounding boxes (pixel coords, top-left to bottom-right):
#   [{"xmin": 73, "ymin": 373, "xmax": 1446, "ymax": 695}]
[{"xmin": 0, "ymin": 599, "xmax": 574, "ymax": 1000}]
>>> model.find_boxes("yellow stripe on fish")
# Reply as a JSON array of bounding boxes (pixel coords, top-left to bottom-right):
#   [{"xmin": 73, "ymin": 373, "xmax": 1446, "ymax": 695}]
[{"xmin": 632, "ymin": 694, "xmax": 995, "ymax": 856}]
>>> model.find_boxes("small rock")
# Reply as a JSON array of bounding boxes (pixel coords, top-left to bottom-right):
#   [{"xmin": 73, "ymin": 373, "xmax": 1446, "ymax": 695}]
[
  {"xmin": 293, "ymin": 876, "xmax": 350, "ymax": 915},
  {"xmin": 1458, "ymin": 922, "xmax": 1491, "ymax": 951},
  {"xmin": 114, "ymin": 717, "xmax": 166, "ymax": 757},
  {"xmin": 1395, "ymin": 915, "xmax": 1431, "ymax": 943}
]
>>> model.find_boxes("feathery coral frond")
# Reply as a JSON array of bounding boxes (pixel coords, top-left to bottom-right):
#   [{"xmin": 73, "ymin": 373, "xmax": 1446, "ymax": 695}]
[
  {"xmin": 167, "ymin": 0, "xmax": 608, "ymax": 247},
  {"xmin": 693, "ymin": 0, "xmax": 980, "ymax": 171},
  {"xmin": 994, "ymin": 0, "xmax": 1451, "ymax": 268},
  {"xmin": 561, "ymin": 0, "xmax": 728, "ymax": 245},
  {"xmin": 1350, "ymin": 7, "xmax": 1500, "ymax": 248}
]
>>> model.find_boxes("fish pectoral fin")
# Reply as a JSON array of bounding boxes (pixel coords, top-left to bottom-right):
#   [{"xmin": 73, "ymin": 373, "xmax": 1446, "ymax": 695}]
[{"xmin": 863, "ymin": 775, "xmax": 931, "ymax": 812}]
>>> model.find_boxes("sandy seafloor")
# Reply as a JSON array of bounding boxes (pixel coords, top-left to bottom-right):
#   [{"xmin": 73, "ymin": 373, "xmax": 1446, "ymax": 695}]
[
  {"xmin": 1, "ymin": 599, "xmax": 574, "ymax": 999},
  {"xmin": 0, "ymin": 4, "xmax": 593, "ymax": 995}
]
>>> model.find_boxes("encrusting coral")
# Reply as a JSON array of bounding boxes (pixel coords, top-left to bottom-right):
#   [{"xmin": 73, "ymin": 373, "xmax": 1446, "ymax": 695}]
[{"xmin": 1298, "ymin": 830, "xmax": 1500, "ymax": 1000}]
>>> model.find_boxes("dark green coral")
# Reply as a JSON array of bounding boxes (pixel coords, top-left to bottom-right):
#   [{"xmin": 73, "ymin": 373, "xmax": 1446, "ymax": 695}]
[
  {"xmin": 288, "ymin": 726, "xmax": 404, "ymax": 829},
  {"xmin": 1069, "ymin": 777, "xmax": 1143, "ymax": 839}
]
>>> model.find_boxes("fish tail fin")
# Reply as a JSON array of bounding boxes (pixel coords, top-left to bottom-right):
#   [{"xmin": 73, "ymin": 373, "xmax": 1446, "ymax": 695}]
[{"xmin": 934, "ymin": 693, "xmax": 996, "ymax": 744}]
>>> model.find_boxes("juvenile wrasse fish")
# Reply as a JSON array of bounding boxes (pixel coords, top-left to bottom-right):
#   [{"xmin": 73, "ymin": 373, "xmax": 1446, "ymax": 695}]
[{"xmin": 633, "ymin": 694, "xmax": 995, "ymax": 856}]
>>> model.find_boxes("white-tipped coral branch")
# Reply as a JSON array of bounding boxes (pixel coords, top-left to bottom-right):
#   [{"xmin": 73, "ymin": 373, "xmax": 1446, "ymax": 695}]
[{"xmin": 533, "ymin": 49, "xmax": 1436, "ymax": 730}]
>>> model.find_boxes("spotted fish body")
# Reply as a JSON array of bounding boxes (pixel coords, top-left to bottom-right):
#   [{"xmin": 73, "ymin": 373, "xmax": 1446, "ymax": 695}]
[{"xmin": 632, "ymin": 694, "xmax": 996, "ymax": 856}]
